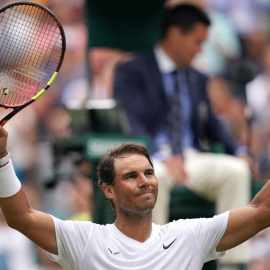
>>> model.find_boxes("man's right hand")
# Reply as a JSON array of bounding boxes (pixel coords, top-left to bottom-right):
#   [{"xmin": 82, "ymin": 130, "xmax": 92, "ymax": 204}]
[{"xmin": 163, "ymin": 155, "xmax": 188, "ymax": 184}]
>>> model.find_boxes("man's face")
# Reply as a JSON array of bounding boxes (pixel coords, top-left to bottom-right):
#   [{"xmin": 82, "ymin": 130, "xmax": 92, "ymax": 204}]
[
  {"xmin": 110, "ymin": 154, "xmax": 158, "ymax": 217},
  {"xmin": 170, "ymin": 22, "xmax": 208, "ymax": 67}
]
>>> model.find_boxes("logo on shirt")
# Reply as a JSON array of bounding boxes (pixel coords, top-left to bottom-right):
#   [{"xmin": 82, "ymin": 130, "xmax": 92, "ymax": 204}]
[
  {"xmin": 108, "ymin": 248, "xmax": 120, "ymax": 255},
  {"xmin": 163, "ymin": 238, "xmax": 177, "ymax": 249}
]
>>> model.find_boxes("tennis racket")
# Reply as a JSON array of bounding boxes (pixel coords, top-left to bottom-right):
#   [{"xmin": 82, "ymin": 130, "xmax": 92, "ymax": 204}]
[{"xmin": 0, "ymin": 1, "xmax": 66, "ymax": 126}]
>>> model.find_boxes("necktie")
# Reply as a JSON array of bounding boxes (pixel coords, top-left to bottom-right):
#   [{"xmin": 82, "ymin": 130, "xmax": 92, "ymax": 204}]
[{"xmin": 170, "ymin": 70, "xmax": 182, "ymax": 155}]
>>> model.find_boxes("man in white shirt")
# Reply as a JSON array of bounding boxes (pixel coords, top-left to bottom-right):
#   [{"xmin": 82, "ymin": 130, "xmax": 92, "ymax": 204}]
[{"xmin": 0, "ymin": 126, "xmax": 269, "ymax": 269}]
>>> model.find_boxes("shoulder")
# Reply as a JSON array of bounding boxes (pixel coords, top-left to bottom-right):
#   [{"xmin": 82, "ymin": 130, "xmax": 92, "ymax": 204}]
[
  {"xmin": 183, "ymin": 212, "xmax": 229, "ymax": 238},
  {"xmin": 160, "ymin": 212, "xmax": 229, "ymax": 235},
  {"xmin": 52, "ymin": 216, "xmax": 110, "ymax": 236}
]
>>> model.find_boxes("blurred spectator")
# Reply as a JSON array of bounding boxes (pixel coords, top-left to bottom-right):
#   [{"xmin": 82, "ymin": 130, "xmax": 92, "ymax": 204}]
[
  {"xmin": 248, "ymin": 228, "xmax": 270, "ymax": 270},
  {"xmin": 207, "ymin": 76, "xmax": 263, "ymax": 180},
  {"xmin": 88, "ymin": 48, "xmax": 133, "ymax": 99},
  {"xmin": 205, "ymin": 0, "xmax": 270, "ymax": 38},
  {"xmin": 59, "ymin": 24, "xmax": 90, "ymax": 105},
  {"xmin": 0, "ymin": 106, "xmax": 38, "ymax": 184},
  {"xmin": 247, "ymin": 44, "xmax": 270, "ymax": 133},
  {"xmin": 247, "ymin": 44, "xmax": 270, "ymax": 180},
  {"xmin": 207, "ymin": 76, "xmax": 247, "ymax": 143},
  {"xmin": 193, "ymin": 8, "xmax": 241, "ymax": 76},
  {"xmin": 36, "ymin": 107, "xmax": 92, "ymax": 219},
  {"xmin": 175, "ymin": 0, "xmax": 242, "ymax": 76},
  {"xmin": 32, "ymin": 0, "xmax": 89, "ymax": 134},
  {"xmin": 241, "ymin": 24, "xmax": 269, "ymax": 73}
]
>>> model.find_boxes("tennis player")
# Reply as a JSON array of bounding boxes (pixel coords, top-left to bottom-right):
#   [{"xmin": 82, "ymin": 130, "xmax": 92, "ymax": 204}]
[{"xmin": 0, "ymin": 125, "xmax": 269, "ymax": 269}]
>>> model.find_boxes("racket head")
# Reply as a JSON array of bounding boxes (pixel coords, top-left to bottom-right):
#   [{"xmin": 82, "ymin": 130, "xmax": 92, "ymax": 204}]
[{"xmin": 0, "ymin": 1, "xmax": 66, "ymax": 108}]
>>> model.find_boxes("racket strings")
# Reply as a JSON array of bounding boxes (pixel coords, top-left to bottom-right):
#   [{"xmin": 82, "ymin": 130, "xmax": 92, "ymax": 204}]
[
  {"xmin": 4, "ymin": 6, "xmax": 41, "ymax": 103},
  {"xmin": 0, "ymin": 6, "xmax": 43, "ymax": 104},
  {"xmin": 0, "ymin": 4, "xmax": 63, "ymax": 106}
]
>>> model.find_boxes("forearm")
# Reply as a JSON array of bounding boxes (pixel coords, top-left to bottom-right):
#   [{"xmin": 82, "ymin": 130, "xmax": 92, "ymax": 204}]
[{"xmin": 250, "ymin": 180, "xmax": 270, "ymax": 229}]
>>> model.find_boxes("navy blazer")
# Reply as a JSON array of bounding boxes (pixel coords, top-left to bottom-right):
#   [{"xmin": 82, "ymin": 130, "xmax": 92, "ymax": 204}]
[{"xmin": 114, "ymin": 51, "xmax": 240, "ymax": 155}]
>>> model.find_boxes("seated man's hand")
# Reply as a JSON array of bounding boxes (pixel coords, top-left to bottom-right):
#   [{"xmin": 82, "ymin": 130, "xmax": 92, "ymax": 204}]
[
  {"xmin": 163, "ymin": 155, "xmax": 188, "ymax": 185},
  {"xmin": 238, "ymin": 154, "xmax": 259, "ymax": 180}
]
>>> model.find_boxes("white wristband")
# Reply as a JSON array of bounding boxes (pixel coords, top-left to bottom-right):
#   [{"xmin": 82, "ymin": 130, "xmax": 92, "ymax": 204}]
[{"xmin": 0, "ymin": 159, "xmax": 21, "ymax": 198}]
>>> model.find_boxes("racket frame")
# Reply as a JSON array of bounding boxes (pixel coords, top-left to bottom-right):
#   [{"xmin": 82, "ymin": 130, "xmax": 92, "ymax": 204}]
[{"xmin": 0, "ymin": 1, "xmax": 66, "ymax": 125}]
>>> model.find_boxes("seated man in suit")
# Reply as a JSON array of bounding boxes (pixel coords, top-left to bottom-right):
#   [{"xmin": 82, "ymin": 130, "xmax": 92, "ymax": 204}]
[{"xmin": 113, "ymin": 3, "xmax": 255, "ymax": 269}]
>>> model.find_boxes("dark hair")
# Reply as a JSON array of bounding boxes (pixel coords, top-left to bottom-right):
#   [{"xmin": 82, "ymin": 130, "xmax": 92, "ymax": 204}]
[
  {"xmin": 161, "ymin": 3, "xmax": 211, "ymax": 38},
  {"xmin": 97, "ymin": 142, "xmax": 153, "ymax": 212}
]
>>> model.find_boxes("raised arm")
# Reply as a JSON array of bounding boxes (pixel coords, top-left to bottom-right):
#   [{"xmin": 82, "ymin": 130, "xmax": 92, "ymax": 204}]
[
  {"xmin": 0, "ymin": 126, "xmax": 57, "ymax": 254},
  {"xmin": 217, "ymin": 180, "xmax": 270, "ymax": 252}
]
